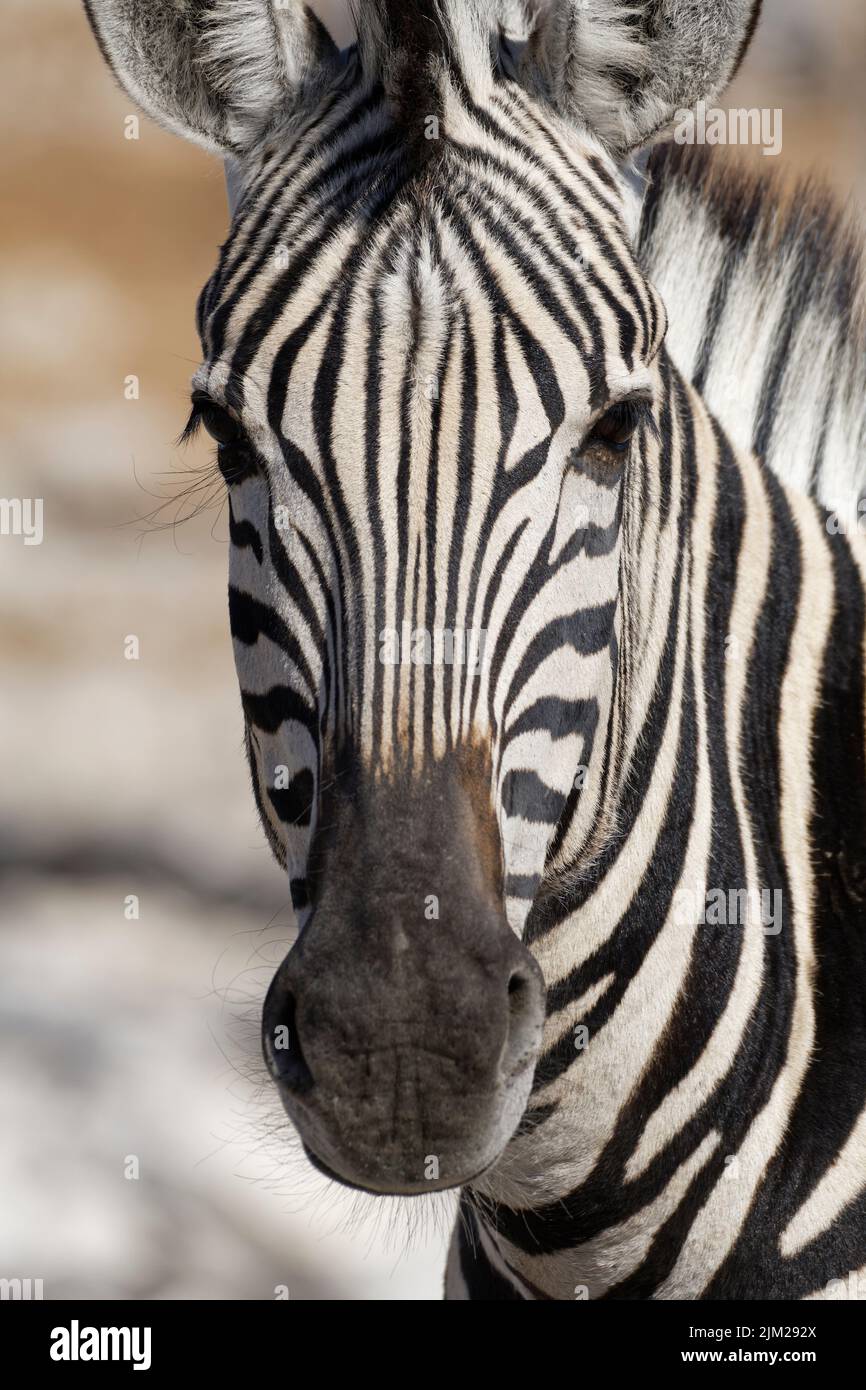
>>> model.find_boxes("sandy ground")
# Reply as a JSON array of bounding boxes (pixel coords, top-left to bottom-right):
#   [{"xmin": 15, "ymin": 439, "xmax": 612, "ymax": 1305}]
[{"xmin": 1, "ymin": 0, "xmax": 863, "ymax": 1300}]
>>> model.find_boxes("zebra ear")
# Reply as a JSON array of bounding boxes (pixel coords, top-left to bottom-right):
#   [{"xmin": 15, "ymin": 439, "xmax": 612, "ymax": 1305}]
[
  {"xmin": 519, "ymin": 0, "xmax": 763, "ymax": 157},
  {"xmin": 83, "ymin": 0, "xmax": 340, "ymax": 158}
]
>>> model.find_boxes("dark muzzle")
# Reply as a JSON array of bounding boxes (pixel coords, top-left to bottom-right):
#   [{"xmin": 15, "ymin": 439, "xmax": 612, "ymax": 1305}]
[{"xmin": 261, "ymin": 764, "xmax": 546, "ymax": 1193}]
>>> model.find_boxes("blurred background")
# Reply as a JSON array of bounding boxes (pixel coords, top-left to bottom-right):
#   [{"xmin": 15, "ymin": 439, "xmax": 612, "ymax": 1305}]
[{"xmin": 1, "ymin": 0, "xmax": 864, "ymax": 1301}]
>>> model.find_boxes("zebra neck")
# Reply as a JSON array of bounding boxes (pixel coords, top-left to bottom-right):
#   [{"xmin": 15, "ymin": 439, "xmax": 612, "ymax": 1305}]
[
  {"xmin": 475, "ymin": 362, "xmax": 866, "ymax": 1299},
  {"xmin": 639, "ymin": 142, "xmax": 866, "ymax": 511}
]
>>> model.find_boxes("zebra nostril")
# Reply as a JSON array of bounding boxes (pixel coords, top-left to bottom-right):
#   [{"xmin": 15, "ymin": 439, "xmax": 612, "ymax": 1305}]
[
  {"xmin": 263, "ymin": 984, "xmax": 314, "ymax": 1094},
  {"xmin": 502, "ymin": 964, "xmax": 544, "ymax": 1080},
  {"xmin": 508, "ymin": 970, "xmax": 527, "ymax": 999}
]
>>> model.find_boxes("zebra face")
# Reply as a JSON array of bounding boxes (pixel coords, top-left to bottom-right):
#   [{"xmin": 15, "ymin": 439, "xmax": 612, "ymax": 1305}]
[
  {"xmin": 189, "ymin": 98, "xmax": 665, "ymax": 1193},
  {"xmin": 195, "ymin": 120, "xmax": 665, "ymax": 907},
  {"xmin": 86, "ymin": 0, "xmax": 755, "ymax": 1196}
]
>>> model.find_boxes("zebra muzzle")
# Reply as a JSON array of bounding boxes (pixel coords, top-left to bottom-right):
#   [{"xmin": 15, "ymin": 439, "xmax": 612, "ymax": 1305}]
[
  {"xmin": 262, "ymin": 919, "xmax": 544, "ymax": 1195},
  {"xmin": 260, "ymin": 767, "xmax": 546, "ymax": 1195}
]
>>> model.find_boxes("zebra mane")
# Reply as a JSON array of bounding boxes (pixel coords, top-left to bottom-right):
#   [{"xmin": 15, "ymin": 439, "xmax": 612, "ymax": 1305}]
[
  {"xmin": 638, "ymin": 142, "xmax": 866, "ymax": 509},
  {"xmin": 357, "ymin": 0, "xmax": 497, "ymax": 116}
]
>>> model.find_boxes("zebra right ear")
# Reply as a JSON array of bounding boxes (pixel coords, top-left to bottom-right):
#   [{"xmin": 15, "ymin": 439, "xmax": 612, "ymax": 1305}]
[
  {"xmin": 517, "ymin": 0, "xmax": 763, "ymax": 158},
  {"xmin": 83, "ymin": 0, "xmax": 341, "ymax": 158}
]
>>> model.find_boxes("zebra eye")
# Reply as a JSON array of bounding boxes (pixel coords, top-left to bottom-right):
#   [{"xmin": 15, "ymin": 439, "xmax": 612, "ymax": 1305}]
[
  {"xmin": 586, "ymin": 401, "xmax": 643, "ymax": 455},
  {"xmin": 189, "ymin": 393, "xmax": 257, "ymax": 485},
  {"xmin": 198, "ymin": 399, "xmax": 240, "ymax": 447}
]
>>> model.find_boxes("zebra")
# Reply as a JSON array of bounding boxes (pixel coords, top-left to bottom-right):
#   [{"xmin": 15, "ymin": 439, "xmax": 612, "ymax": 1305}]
[{"xmin": 83, "ymin": 0, "xmax": 866, "ymax": 1300}]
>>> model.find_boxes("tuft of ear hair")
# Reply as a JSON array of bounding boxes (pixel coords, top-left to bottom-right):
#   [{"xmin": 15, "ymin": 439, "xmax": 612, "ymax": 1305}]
[
  {"xmin": 83, "ymin": 0, "xmax": 341, "ymax": 157},
  {"xmin": 518, "ymin": 0, "xmax": 763, "ymax": 157}
]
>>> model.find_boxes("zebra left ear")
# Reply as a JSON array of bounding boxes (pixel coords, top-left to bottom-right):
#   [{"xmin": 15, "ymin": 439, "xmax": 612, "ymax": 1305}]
[
  {"xmin": 83, "ymin": 0, "xmax": 340, "ymax": 159},
  {"xmin": 518, "ymin": 0, "xmax": 763, "ymax": 158}
]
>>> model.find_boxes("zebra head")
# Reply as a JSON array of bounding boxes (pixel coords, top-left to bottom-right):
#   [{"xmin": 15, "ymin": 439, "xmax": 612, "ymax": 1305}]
[{"xmin": 85, "ymin": 0, "xmax": 761, "ymax": 1194}]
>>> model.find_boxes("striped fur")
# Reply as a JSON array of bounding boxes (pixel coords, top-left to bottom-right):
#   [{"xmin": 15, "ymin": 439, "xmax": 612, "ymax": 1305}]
[
  {"xmin": 640, "ymin": 143, "xmax": 866, "ymax": 510},
  {"xmin": 84, "ymin": 0, "xmax": 866, "ymax": 1298}
]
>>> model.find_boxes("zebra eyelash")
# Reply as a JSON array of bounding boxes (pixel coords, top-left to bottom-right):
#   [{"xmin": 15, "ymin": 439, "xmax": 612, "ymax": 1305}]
[
  {"xmin": 181, "ymin": 394, "xmax": 260, "ymax": 490},
  {"xmin": 619, "ymin": 397, "xmax": 658, "ymax": 438},
  {"xmin": 180, "ymin": 392, "xmax": 245, "ymax": 448},
  {"xmin": 178, "ymin": 406, "xmax": 204, "ymax": 448}
]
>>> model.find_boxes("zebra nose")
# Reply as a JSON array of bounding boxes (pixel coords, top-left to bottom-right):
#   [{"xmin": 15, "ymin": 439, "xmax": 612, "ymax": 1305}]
[
  {"xmin": 263, "ymin": 936, "xmax": 542, "ymax": 1092},
  {"xmin": 260, "ymin": 921, "xmax": 546, "ymax": 1193}
]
